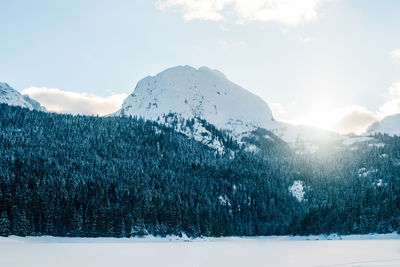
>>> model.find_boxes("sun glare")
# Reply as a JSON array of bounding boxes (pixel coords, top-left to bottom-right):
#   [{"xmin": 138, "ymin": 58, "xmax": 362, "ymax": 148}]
[
  {"xmin": 289, "ymin": 111, "xmax": 337, "ymax": 130},
  {"xmin": 284, "ymin": 97, "xmax": 339, "ymax": 131}
]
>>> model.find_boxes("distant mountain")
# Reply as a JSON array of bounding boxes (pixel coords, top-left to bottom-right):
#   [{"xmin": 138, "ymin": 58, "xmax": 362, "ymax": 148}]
[
  {"xmin": 113, "ymin": 66, "xmax": 278, "ymax": 140},
  {"xmin": 367, "ymin": 114, "xmax": 400, "ymax": 136},
  {"xmin": 0, "ymin": 82, "xmax": 45, "ymax": 111}
]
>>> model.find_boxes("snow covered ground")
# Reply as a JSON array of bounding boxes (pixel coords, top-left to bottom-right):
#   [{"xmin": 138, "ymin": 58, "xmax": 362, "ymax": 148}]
[{"xmin": 2, "ymin": 234, "xmax": 400, "ymax": 267}]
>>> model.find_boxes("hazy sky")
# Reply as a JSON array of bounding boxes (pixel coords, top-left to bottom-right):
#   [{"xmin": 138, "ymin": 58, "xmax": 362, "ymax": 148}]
[{"xmin": 1, "ymin": 0, "xmax": 400, "ymax": 133}]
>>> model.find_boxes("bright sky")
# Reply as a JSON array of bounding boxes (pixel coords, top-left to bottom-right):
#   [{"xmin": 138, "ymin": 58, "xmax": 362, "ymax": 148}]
[{"xmin": 1, "ymin": 0, "xmax": 400, "ymax": 133}]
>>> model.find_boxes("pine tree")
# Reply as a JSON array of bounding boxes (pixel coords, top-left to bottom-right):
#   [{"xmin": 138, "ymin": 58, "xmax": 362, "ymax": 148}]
[
  {"xmin": 0, "ymin": 212, "xmax": 11, "ymax": 236},
  {"xmin": 12, "ymin": 210, "xmax": 28, "ymax": 237}
]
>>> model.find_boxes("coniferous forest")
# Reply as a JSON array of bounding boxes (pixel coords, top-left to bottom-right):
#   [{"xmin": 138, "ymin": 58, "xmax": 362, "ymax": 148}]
[{"xmin": 1, "ymin": 103, "xmax": 400, "ymax": 237}]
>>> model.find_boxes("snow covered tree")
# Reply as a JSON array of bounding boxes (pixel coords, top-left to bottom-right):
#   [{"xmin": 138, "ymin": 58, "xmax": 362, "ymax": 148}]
[{"xmin": 0, "ymin": 212, "xmax": 11, "ymax": 236}]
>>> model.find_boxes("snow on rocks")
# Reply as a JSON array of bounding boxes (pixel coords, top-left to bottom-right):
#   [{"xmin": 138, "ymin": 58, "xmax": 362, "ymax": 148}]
[
  {"xmin": 375, "ymin": 179, "xmax": 384, "ymax": 187},
  {"xmin": 218, "ymin": 195, "xmax": 231, "ymax": 206},
  {"xmin": 0, "ymin": 82, "xmax": 45, "ymax": 111},
  {"xmin": 358, "ymin": 168, "xmax": 378, "ymax": 178},
  {"xmin": 152, "ymin": 113, "xmax": 227, "ymax": 153}
]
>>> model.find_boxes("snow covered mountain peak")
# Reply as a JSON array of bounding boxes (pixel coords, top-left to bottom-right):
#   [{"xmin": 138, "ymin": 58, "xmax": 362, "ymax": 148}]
[
  {"xmin": 197, "ymin": 66, "xmax": 227, "ymax": 79},
  {"xmin": 0, "ymin": 82, "xmax": 45, "ymax": 111},
  {"xmin": 114, "ymin": 65, "xmax": 275, "ymax": 138},
  {"xmin": 367, "ymin": 114, "xmax": 400, "ymax": 136}
]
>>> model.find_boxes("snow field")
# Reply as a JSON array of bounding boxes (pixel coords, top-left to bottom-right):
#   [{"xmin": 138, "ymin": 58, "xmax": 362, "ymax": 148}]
[{"xmin": 1, "ymin": 235, "xmax": 400, "ymax": 267}]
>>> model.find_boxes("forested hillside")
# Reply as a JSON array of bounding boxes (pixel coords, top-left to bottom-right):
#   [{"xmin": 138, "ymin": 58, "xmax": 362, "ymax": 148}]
[
  {"xmin": 293, "ymin": 134, "xmax": 400, "ymax": 235},
  {"xmin": 0, "ymin": 103, "xmax": 400, "ymax": 237},
  {"xmin": 0, "ymin": 104, "xmax": 300, "ymax": 237}
]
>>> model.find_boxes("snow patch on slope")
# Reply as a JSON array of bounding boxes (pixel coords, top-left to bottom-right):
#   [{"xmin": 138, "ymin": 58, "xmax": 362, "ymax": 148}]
[
  {"xmin": 153, "ymin": 113, "xmax": 228, "ymax": 153},
  {"xmin": 289, "ymin": 180, "xmax": 305, "ymax": 202}
]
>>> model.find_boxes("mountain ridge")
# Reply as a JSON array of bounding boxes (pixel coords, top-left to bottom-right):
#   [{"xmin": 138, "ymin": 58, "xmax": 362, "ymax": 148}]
[
  {"xmin": 367, "ymin": 113, "xmax": 400, "ymax": 136},
  {"xmin": 0, "ymin": 82, "xmax": 45, "ymax": 111}
]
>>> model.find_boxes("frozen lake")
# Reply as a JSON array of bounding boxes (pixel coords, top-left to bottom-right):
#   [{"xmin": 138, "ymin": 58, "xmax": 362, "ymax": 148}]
[{"xmin": 1, "ymin": 235, "xmax": 400, "ymax": 267}]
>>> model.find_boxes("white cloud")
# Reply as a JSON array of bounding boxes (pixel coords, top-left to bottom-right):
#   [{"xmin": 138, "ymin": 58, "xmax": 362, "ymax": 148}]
[
  {"xmin": 277, "ymin": 105, "xmax": 378, "ymax": 134},
  {"xmin": 332, "ymin": 106, "xmax": 379, "ymax": 134},
  {"xmin": 156, "ymin": 0, "xmax": 328, "ymax": 26},
  {"xmin": 335, "ymin": 83, "xmax": 400, "ymax": 133},
  {"xmin": 378, "ymin": 82, "xmax": 400, "ymax": 117},
  {"xmin": 389, "ymin": 82, "xmax": 400, "ymax": 97},
  {"xmin": 379, "ymin": 99, "xmax": 400, "ymax": 117},
  {"xmin": 156, "ymin": 0, "xmax": 226, "ymax": 21},
  {"xmin": 22, "ymin": 87, "xmax": 127, "ymax": 116},
  {"xmin": 390, "ymin": 49, "xmax": 400, "ymax": 59},
  {"xmin": 270, "ymin": 81, "xmax": 400, "ymax": 134},
  {"xmin": 272, "ymin": 89, "xmax": 400, "ymax": 135},
  {"xmin": 234, "ymin": 0, "xmax": 323, "ymax": 25}
]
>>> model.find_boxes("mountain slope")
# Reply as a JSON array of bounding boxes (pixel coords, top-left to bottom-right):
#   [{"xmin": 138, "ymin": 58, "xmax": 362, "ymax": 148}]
[
  {"xmin": 112, "ymin": 66, "xmax": 343, "ymax": 153},
  {"xmin": 0, "ymin": 82, "xmax": 45, "ymax": 111},
  {"xmin": 113, "ymin": 66, "xmax": 277, "ymax": 139},
  {"xmin": 367, "ymin": 114, "xmax": 400, "ymax": 136},
  {"xmin": 0, "ymin": 102, "xmax": 300, "ymax": 237}
]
